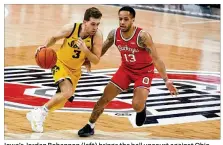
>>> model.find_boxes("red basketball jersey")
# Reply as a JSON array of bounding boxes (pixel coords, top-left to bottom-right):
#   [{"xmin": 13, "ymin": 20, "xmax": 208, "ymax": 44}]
[{"xmin": 114, "ymin": 27, "xmax": 154, "ymax": 74}]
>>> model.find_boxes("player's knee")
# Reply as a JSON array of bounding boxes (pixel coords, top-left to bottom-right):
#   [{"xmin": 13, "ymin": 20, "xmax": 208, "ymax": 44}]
[
  {"xmin": 61, "ymin": 88, "xmax": 74, "ymax": 99},
  {"xmin": 132, "ymin": 100, "xmax": 144, "ymax": 112},
  {"xmin": 59, "ymin": 79, "xmax": 74, "ymax": 99}
]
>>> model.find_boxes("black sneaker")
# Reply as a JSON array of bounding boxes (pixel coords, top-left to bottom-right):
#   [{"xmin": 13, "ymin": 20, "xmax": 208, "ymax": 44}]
[
  {"xmin": 136, "ymin": 105, "xmax": 146, "ymax": 126},
  {"xmin": 78, "ymin": 124, "xmax": 94, "ymax": 137}
]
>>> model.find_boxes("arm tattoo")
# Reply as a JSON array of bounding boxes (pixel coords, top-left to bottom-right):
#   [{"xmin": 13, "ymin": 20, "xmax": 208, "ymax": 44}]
[
  {"xmin": 101, "ymin": 29, "xmax": 115, "ymax": 57},
  {"xmin": 138, "ymin": 32, "xmax": 151, "ymax": 53},
  {"xmin": 138, "ymin": 33, "xmax": 147, "ymax": 48}
]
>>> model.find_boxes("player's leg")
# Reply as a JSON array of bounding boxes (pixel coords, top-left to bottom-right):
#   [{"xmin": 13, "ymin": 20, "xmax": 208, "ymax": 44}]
[
  {"xmin": 26, "ymin": 61, "xmax": 76, "ymax": 132},
  {"xmin": 26, "ymin": 78, "xmax": 74, "ymax": 133},
  {"xmin": 48, "ymin": 70, "xmax": 80, "ymax": 111},
  {"xmin": 78, "ymin": 82, "xmax": 122, "ymax": 137},
  {"xmin": 44, "ymin": 78, "xmax": 74, "ymax": 111},
  {"xmin": 133, "ymin": 75, "xmax": 153, "ymax": 126},
  {"xmin": 78, "ymin": 67, "xmax": 131, "ymax": 137},
  {"xmin": 133, "ymin": 87, "xmax": 149, "ymax": 126}
]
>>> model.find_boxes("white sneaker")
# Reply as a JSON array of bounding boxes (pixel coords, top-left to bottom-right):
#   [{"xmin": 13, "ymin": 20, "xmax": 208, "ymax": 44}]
[{"xmin": 26, "ymin": 107, "xmax": 47, "ymax": 133}]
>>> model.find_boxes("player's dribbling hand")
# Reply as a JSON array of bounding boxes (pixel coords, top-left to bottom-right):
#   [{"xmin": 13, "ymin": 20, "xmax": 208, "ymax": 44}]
[
  {"xmin": 76, "ymin": 37, "xmax": 87, "ymax": 51},
  {"xmin": 83, "ymin": 58, "xmax": 91, "ymax": 73},
  {"xmin": 35, "ymin": 45, "xmax": 46, "ymax": 57},
  {"xmin": 165, "ymin": 80, "xmax": 178, "ymax": 96}
]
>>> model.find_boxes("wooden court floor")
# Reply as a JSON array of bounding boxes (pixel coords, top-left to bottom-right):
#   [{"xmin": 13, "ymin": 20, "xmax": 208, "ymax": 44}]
[{"xmin": 4, "ymin": 4, "xmax": 220, "ymax": 139}]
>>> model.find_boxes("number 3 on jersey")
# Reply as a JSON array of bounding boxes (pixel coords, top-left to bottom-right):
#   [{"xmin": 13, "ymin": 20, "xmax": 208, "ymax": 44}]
[
  {"xmin": 72, "ymin": 50, "xmax": 81, "ymax": 58},
  {"xmin": 124, "ymin": 54, "xmax": 136, "ymax": 62}
]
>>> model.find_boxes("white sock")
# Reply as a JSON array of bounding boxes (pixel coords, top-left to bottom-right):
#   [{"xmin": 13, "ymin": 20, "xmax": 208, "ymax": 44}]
[
  {"xmin": 88, "ymin": 121, "xmax": 95, "ymax": 129},
  {"xmin": 42, "ymin": 105, "xmax": 49, "ymax": 113}
]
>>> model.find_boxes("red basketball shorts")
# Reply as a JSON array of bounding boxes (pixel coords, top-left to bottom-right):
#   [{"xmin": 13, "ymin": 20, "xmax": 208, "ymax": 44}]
[{"xmin": 110, "ymin": 66, "xmax": 154, "ymax": 91}]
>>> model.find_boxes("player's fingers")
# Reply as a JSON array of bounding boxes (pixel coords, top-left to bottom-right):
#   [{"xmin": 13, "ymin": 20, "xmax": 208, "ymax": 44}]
[
  {"xmin": 76, "ymin": 41, "xmax": 81, "ymax": 47},
  {"xmin": 78, "ymin": 37, "xmax": 83, "ymax": 43},
  {"xmin": 174, "ymin": 86, "xmax": 178, "ymax": 96},
  {"xmin": 175, "ymin": 89, "xmax": 179, "ymax": 96},
  {"xmin": 77, "ymin": 39, "xmax": 81, "ymax": 43},
  {"xmin": 173, "ymin": 91, "xmax": 177, "ymax": 96},
  {"xmin": 86, "ymin": 63, "xmax": 91, "ymax": 72},
  {"xmin": 170, "ymin": 91, "xmax": 174, "ymax": 96},
  {"xmin": 35, "ymin": 46, "xmax": 45, "ymax": 57},
  {"xmin": 86, "ymin": 66, "xmax": 91, "ymax": 73},
  {"xmin": 168, "ymin": 87, "xmax": 176, "ymax": 97},
  {"xmin": 35, "ymin": 49, "xmax": 39, "ymax": 56},
  {"xmin": 38, "ymin": 45, "xmax": 46, "ymax": 51}
]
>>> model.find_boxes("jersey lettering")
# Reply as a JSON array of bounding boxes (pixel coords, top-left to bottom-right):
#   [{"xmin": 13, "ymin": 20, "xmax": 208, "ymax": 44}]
[{"xmin": 124, "ymin": 54, "xmax": 136, "ymax": 62}]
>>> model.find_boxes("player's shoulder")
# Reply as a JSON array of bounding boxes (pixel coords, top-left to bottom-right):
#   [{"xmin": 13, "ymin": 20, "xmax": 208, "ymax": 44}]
[
  {"xmin": 92, "ymin": 29, "xmax": 103, "ymax": 41},
  {"xmin": 60, "ymin": 23, "xmax": 75, "ymax": 34},
  {"xmin": 107, "ymin": 29, "xmax": 117, "ymax": 37},
  {"xmin": 62, "ymin": 23, "xmax": 74, "ymax": 29},
  {"xmin": 59, "ymin": 23, "xmax": 76, "ymax": 38},
  {"xmin": 138, "ymin": 28, "xmax": 152, "ymax": 40},
  {"xmin": 95, "ymin": 28, "xmax": 103, "ymax": 36},
  {"xmin": 110, "ymin": 28, "xmax": 117, "ymax": 34},
  {"xmin": 138, "ymin": 29, "xmax": 147, "ymax": 36}
]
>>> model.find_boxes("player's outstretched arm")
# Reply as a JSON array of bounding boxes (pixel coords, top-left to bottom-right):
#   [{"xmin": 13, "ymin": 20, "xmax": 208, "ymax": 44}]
[
  {"xmin": 138, "ymin": 31, "xmax": 178, "ymax": 96},
  {"xmin": 101, "ymin": 29, "xmax": 116, "ymax": 57},
  {"xmin": 35, "ymin": 24, "xmax": 73, "ymax": 55}
]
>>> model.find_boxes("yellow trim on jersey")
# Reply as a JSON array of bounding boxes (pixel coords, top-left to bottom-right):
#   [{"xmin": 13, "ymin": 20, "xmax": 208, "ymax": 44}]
[{"xmin": 56, "ymin": 23, "xmax": 93, "ymax": 70}]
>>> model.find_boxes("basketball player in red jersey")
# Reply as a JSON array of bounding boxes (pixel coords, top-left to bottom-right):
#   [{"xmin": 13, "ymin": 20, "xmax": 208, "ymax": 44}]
[{"xmin": 78, "ymin": 6, "xmax": 178, "ymax": 137}]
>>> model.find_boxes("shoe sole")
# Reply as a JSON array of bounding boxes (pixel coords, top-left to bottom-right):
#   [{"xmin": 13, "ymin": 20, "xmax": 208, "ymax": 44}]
[
  {"xmin": 78, "ymin": 133, "xmax": 94, "ymax": 137},
  {"xmin": 26, "ymin": 112, "xmax": 43, "ymax": 133}
]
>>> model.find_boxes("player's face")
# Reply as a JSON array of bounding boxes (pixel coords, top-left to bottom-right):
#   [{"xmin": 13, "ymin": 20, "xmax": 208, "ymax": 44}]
[
  {"xmin": 118, "ymin": 11, "xmax": 134, "ymax": 32},
  {"xmin": 84, "ymin": 17, "xmax": 101, "ymax": 36}
]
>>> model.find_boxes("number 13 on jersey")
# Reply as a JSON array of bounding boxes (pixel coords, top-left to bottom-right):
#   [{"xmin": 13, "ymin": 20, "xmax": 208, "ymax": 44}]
[{"xmin": 124, "ymin": 54, "xmax": 136, "ymax": 62}]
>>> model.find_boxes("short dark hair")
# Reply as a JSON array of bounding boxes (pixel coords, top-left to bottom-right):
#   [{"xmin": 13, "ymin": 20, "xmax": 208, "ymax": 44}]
[
  {"xmin": 84, "ymin": 7, "xmax": 102, "ymax": 21},
  {"xmin": 118, "ymin": 6, "xmax": 136, "ymax": 18}
]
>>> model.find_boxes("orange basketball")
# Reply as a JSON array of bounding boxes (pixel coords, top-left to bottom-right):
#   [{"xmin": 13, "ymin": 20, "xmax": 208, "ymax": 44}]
[{"xmin": 35, "ymin": 47, "xmax": 57, "ymax": 69}]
